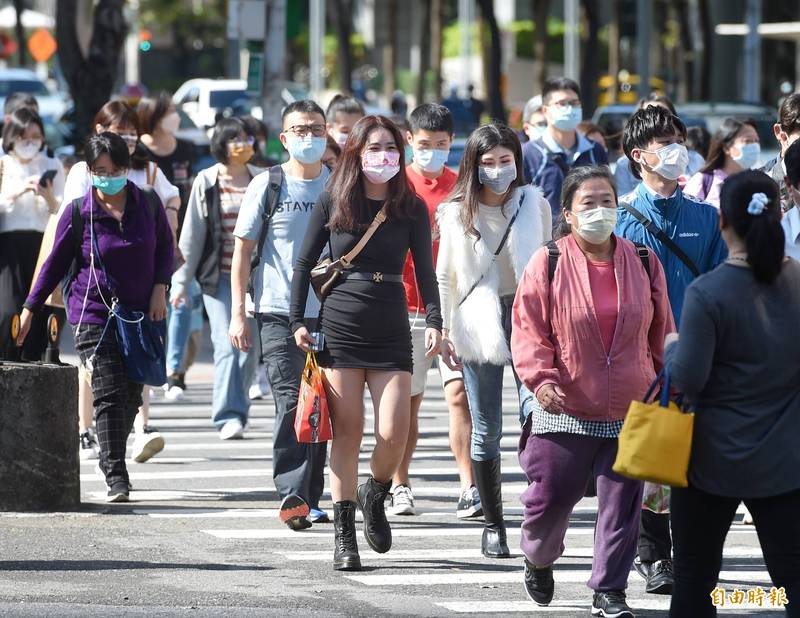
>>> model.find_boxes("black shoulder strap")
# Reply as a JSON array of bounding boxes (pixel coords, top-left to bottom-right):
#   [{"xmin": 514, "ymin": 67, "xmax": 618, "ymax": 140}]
[
  {"xmin": 546, "ymin": 240, "xmax": 560, "ymax": 283},
  {"xmin": 250, "ymin": 165, "xmax": 284, "ymax": 273},
  {"xmin": 633, "ymin": 242, "xmax": 651, "ymax": 278},
  {"xmin": 71, "ymin": 199, "xmax": 83, "ymax": 257},
  {"xmin": 140, "ymin": 187, "xmax": 161, "ymax": 220},
  {"xmin": 620, "ymin": 201, "xmax": 700, "ymax": 278}
]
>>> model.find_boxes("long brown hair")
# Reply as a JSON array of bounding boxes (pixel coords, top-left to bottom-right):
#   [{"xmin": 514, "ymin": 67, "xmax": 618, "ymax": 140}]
[
  {"xmin": 327, "ymin": 115, "xmax": 415, "ymax": 232},
  {"xmin": 447, "ymin": 123, "xmax": 525, "ymax": 240}
]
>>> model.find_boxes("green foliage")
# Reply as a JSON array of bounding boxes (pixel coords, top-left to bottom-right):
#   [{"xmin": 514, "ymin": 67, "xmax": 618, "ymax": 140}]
[
  {"xmin": 139, "ymin": 0, "xmax": 227, "ymax": 50},
  {"xmin": 442, "ymin": 21, "xmax": 480, "ymax": 58}
]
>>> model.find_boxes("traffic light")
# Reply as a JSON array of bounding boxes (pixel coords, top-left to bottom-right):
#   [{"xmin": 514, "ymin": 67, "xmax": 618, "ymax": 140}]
[{"xmin": 139, "ymin": 30, "xmax": 152, "ymax": 52}]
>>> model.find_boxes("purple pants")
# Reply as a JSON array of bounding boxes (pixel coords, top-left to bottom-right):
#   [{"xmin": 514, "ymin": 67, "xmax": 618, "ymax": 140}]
[{"xmin": 518, "ymin": 421, "xmax": 643, "ymax": 591}]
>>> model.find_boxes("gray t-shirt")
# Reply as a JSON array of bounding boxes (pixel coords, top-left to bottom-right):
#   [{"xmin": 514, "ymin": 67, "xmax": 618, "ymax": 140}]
[
  {"xmin": 234, "ymin": 164, "xmax": 329, "ymax": 316},
  {"xmin": 665, "ymin": 259, "xmax": 800, "ymax": 498}
]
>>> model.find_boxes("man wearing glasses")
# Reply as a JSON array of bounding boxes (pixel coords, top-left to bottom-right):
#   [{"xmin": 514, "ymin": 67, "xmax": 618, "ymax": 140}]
[
  {"xmin": 522, "ymin": 77, "xmax": 609, "ymax": 218},
  {"xmin": 229, "ymin": 100, "xmax": 330, "ymax": 530}
]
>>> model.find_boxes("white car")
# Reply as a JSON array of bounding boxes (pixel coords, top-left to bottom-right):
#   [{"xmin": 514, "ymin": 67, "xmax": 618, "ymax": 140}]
[
  {"xmin": 173, "ymin": 79, "xmax": 252, "ymax": 130},
  {"xmin": 0, "ymin": 68, "xmax": 68, "ymax": 123}
]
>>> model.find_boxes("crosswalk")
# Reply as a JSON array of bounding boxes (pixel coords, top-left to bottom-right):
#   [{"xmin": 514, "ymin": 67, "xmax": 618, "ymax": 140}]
[{"xmin": 78, "ymin": 366, "xmax": 778, "ymax": 617}]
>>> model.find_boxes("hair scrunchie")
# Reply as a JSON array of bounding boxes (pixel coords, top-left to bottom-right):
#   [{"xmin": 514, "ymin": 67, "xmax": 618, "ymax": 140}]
[{"xmin": 747, "ymin": 192, "xmax": 769, "ymax": 216}]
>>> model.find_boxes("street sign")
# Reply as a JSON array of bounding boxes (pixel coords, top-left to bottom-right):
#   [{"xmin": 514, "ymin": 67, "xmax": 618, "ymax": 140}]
[
  {"xmin": 247, "ymin": 52, "xmax": 263, "ymax": 95},
  {"xmin": 28, "ymin": 28, "xmax": 56, "ymax": 63}
]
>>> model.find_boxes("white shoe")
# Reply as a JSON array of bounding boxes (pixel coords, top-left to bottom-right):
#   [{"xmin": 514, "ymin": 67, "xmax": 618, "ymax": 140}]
[
  {"xmin": 389, "ymin": 484, "xmax": 416, "ymax": 515},
  {"xmin": 164, "ymin": 385, "xmax": 185, "ymax": 401},
  {"xmin": 219, "ymin": 418, "xmax": 245, "ymax": 440},
  {"xmin": 79, "ymin": 429, "xmax": 100, "ymax": 460},
  {"xmin": 132, "ymin": 427, "xmax": 165, "ymax": 463},
  {"xmin": 742, "ymin": 506, "xmax": 754, "ymax": 525},
  {"xmin": 249, "ymin": 383, "xmax": 266, "ymax": 400}
]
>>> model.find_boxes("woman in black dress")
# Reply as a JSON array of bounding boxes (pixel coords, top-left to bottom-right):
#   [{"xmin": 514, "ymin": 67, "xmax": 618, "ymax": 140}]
[{"xmin": 290, "ymin": 115, "xmax": 443, "ymax": 571}]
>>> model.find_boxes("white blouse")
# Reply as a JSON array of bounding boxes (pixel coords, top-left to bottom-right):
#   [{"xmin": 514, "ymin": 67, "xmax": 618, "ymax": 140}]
[
  {"xmin": 0, "ymin": 152, "xmax": 65, "ymax": 234},
  {"xmin": 59, "ymin": 160, "xmax": 180, "ymax": 216}
]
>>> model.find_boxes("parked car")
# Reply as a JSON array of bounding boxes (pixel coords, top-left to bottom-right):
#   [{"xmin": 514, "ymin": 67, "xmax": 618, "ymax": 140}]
[
  {"xmin": 173, "ymin": 79, "xmax": 252, "ymax": 130},
  {"xmin": 0, "ymin": 68, "xmax": 69, "ymax": 123}
]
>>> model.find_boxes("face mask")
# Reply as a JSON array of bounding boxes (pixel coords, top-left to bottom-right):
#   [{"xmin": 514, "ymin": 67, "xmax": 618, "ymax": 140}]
[
  {"xmin": 333, "ymin": 132, "xmax": 349, "ymax": 148},
  {"xmin": 286, "ymin": 135, "xmax": 326, "ymax": 164},
  {"xmin": 732, "ymin": 142, "xmax": 760, "ymax": 170},
  {"xmin": 639, "ymin": 143, "xmax": 689, "ymax": 180},
  {"xmin": 404, "ymin": 145, "xmax": 414, "ymax": 164},
  {"xmin": 551, "ymin": 105, "xmax": 582, "ymax": 132},
  {"xmin": 414, "ymin": 148, "xmax": 450, "ymax": 173},
  {"xmin": 362, "ymin": 150, "xmax": 401, "ymax": 184},
  {"xmin": 525, "ymin": 124, "xmax": 547, "ymax": 141},
  {"xmin": 160, "ymin": 112, "xmax": 181, "ymax": 135},
  {"xmin": 14, "ymin": 140, "xmax": 41, "ymax": 160},
  {"xmin": 478, "ymin": 164, "xmax": 517, "ymax": 195},
  {"xmin": 92, "ymin": 174, "xmax": 127, "ymax": 195},
  {"xmin": 572, "ymin": 206, "xmax": 618, "ymax": 244},
  {"xmin": 228, "ymin": 144, "xmax": 255, "ymax": 165}
]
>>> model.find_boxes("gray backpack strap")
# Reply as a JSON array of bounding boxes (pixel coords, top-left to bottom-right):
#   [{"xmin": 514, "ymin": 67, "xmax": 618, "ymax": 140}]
[{"xmin": 248, "ymin": 166, "xmax": 284, "ymax": 295}]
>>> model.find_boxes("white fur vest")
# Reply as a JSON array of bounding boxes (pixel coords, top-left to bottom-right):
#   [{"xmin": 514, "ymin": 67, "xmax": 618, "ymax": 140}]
[{"xmin": 437, "ymin": 184, "xmax": 551, "ymax": 365}]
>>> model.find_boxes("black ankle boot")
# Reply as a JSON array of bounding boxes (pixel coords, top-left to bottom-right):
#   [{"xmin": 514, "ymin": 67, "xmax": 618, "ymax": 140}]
[
  {"xmin": 356, "ymin": 476, "xmax": 392, "ymax": 553},
  {"xmin": 472, "ymin": 456, "xmax": 511, "ymax": 558},
  {"xmin": 333, "ymin": 501, "xmax": 361, "ymax": 571}
]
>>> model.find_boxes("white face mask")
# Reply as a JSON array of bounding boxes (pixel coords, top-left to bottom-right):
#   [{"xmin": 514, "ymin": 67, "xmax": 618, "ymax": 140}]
[
  {"xmin": 478, "ymin": 164, "xmax": 517, "ymax": 195},
  {"xmin": 332, "ymin": 131, "xmax": 349, "ymax": 148},
  {"xmin": 571, "ymin": 206, "xmax": 618, "ymax": 244},
  {"xmin": 638, "ymin": 143, "xmax": 689, "ymax": 180},
  {"xmin": 13, "ymin": 140, "xmax": 42, "ymax": 161},
  {"xmin": 160, "ymin": 111, "xmax": 181, "ymax": 135},
  {"xmin": 732, "ymin": 142, "xmax": 761, "ymax": 170},
  {"xmin": 414, "ymin": 148, "xmax": 450, "ymax": 173}
]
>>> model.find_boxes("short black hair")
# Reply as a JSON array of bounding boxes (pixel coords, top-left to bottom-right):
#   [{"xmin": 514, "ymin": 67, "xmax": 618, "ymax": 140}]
[
  {"xmin": 778, "ymin": 93, "xmax": 800, "ymax": 135},
  {"xmin": 4, "ymin": 92, "xmax": 38, "ymax": 116},
  {"xmin": 210, "ymin": 117, "xmax": 252, "ymax": 164},
  {"xmin": 85, "ymin": 132, "xmax": 131, "ymax": 171},
  {"xmin": 408, "ymin": 103, "xmax": 453, "ymax": 136},
  {"xmin": 783, "ymin": 138, "xmax": 800, "ymax": 187},
  {"xmin": 542, "ymin": 77, "xmax": 581, "ymax": 104},
  {"xmin": 622, "ymin": 106, "xmax": 687, "ymax": 180},
  {"xmin": 1, "ymin": 107, "xmax": 45, "ymax": 154},
  {"xmin": 325, "ymin": 94, "xmax": 365, "ymax": 123},
  {"xmin": 282, "ymin": 99, "xmax": 325, "ymax": 126},
  {"xmin": 637, "ymin": 93, "xmax": 677, "ymax": 116}
]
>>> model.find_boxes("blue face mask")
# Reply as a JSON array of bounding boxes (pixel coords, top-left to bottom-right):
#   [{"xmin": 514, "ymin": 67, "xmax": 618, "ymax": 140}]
[
  {"xmin": 287, "ymin": 135, "xmax": 326, "ymax": 164},
  {"xmin": 733, "ymin": 142, "xmax": 761, "ymax": 170},
  {"xmin": 551, "ymin": 105, "xmax": 582, "ymax": 132},
  {"xmin": 414, "ymin": 148, "xmax": 450, "ymax": 173},
  {"xmin": 92, "ymin": 174, "xmax": 127, "ymax": 195}
]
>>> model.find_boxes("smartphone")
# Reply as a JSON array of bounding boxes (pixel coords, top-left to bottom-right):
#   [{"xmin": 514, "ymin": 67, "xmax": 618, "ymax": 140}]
[
  {"xmin": 309, "ymin": 331, "xmax": 325, "ymax": 352},
  {"xmin": 39, "ymin": 169, "xmax": 57, "ymax": 187}
]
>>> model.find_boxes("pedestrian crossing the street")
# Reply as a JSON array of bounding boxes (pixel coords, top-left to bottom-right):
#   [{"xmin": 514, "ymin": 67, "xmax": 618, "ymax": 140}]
[{"xmin": 77, "ymin": 368, "xmax": 779, "ymax": 617}]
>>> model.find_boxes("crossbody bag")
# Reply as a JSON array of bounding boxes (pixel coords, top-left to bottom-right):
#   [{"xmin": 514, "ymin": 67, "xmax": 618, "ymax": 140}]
[{"xmin": 310, "ymin": 206, "xmax": 387, "ymax": 301}]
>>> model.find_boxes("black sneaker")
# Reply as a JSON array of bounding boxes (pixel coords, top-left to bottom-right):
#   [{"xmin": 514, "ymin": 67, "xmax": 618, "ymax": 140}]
[
  {"xmin": 456, "ymin": 485, "xmax": 483, "ymax": 519},
  {"xmin": 591, "ymin": 590, "xmax": 635, "ymax": 618},
  {"xmin": 106, "ymin": 481, "xmax": 130, "ymax": 503},
  {"xmin": 280, "ymin": 494, "xmax": 312, "ymax": 531},
  {"xmin": 633, "ymin": 555, "xmax": 651, "ymax": 580},
  {"xmin": 645, "ymin": 559, "xmax": 674, "ymax": 595},
  {"xmin": 523, "ymin": 560, "xmax": 554, "ymax": 606}
]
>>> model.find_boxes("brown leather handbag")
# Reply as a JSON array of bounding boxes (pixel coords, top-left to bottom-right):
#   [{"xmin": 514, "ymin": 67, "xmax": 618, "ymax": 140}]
[{"xmin": 310, "ymin": 207, "xmax": 387, "ymax": 300}]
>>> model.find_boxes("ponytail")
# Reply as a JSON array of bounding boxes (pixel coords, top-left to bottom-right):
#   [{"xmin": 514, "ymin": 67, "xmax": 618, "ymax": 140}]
[{"xmin": 719, "ymin": 171, "xmax": 785, "ymax": 285}]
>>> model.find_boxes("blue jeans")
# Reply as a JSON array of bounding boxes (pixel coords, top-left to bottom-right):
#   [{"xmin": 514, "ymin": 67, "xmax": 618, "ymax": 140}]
[
  {"xmin": 461, "ymin": 294, "xmax": 535, "ymax": 461},
  {"xmin": 203, "ymin": 274, "xmax": 257, "ymax": 428},
  {"xmin": 166, "ymin": 278, "xmax": 202, "ymax": 374}
]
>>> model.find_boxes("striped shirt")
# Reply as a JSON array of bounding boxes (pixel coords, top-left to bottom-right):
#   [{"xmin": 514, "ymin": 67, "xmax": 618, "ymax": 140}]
[{"xmin": 219, "ymin": 176, "xmax": 248, "ymax": 272}]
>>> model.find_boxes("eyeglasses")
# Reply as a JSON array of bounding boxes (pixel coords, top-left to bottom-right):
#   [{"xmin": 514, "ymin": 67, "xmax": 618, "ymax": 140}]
[
  {"xmin": 228, "ymin": 136, "xmax": 255, "ymax": 148},
  {"xmin": 550, "ymin": 99, "xmax": 581, "ymax": 109},
  {"xmin": 285, "ymin": 124, "xmax": 327, "ymax": 138}
]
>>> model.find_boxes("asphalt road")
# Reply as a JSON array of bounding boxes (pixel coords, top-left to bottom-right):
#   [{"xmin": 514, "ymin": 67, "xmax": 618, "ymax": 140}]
[{"xmin": 0, "ymin": 337, "xmax": 781, "ymax": 617}]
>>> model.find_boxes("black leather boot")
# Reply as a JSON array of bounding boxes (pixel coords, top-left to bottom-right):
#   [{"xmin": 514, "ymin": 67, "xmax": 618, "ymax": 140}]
[
  {"xmin": 356, "ymin": 476, "xmax": 392, "ymax": 553},
  {"xmin": 472, "ymin": 456, "xmax": 511, "ymax": 558},
  {"xmin": 333, "ymin": 501, "xmax": 361, "ymax": 571}
]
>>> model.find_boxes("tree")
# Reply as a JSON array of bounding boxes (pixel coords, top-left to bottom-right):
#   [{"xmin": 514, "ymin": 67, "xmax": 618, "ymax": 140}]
[
  {"xmin": 697, "ymin": 0, "xmax": 712, "ymax": 100},
  {"xmin": 476, "ymin": 0, "xmax": 505, "ymax": 122},
  {"xmin": 579, "ymin": 0, "xmax": 600, "ymax": 117},
  {"xmin": 56, "ymin": 0, "xmax": 126, "ymax": 148},
  {"xmin": 331, "ymin": 0, "xmax": 354, "ymax": 93},
  {"xmin": 430, "ymin": 0, "xmax": 444, "ymax": 100},
  {"xmin": 415, "ymin": 0, "xmax": 432, "ymax": 104},
  {"xmin": 533, "ymin": 0, "xmax": 550, "ymax": 94},
  {"xmin": 13, "ymin": 0, "xmax": 25, "ymax": 66}
]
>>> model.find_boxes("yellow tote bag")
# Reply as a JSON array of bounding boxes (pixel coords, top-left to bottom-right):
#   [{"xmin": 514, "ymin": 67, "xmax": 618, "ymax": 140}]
[{"xmin": 613, "ymin": 366, "xmax": 695, "ymax": 488}]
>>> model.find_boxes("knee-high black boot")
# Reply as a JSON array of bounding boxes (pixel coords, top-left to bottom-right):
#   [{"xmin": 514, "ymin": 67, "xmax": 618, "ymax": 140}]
[{"xmin": 472, "ymin": 456, "xmax": 510, "ymax": 558}]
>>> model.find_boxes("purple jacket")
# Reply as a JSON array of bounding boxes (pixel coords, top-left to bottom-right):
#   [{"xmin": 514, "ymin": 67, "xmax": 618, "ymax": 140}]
[{"xmin": 25, "ymin": 182, "xmax": 174, "ymax": 325}]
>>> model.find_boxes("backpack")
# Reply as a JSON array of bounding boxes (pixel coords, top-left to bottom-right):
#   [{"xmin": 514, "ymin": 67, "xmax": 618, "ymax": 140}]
[
  {"xmin": 61, "ymin": 188, "xmax": 161, "ymax": 307},
  {"xmin": 546, "ymin": 239, "xmax": 650, "ymax": 282},
  {"xmin": 247, "ymin": 165, "xmax": 285, "ymax": 299}
]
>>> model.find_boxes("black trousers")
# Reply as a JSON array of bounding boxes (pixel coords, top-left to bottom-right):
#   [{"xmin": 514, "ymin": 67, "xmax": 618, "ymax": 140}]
[
  {"xmin": 670, "ymin": 484, "xmax": 800, "ymax": 618},
  {"xmin": 74, "ymin": 323, "xmax": 143, "ymax": 487},
  {"xmin": 638, "ymin": 509, "xmax": 672, "ymax": 563},
  {"xmin": 0, "ymin": 230, "xmax": 49, "ymax": 361},
  {"xmin": 257, "ymin": 313, "xmax": 326, "ymax": 509}
]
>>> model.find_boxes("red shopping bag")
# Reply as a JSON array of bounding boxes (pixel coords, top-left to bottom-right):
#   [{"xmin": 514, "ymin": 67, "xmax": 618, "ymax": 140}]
[{"xmin": 295, "ymin": 352, "xmax": 333, "ymax": 443}]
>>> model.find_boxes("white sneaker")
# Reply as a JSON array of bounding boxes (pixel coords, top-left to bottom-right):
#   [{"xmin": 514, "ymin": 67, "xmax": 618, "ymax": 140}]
[
  {"xmin": 742, "ymin": 506, "xmax": 754, "ymax": 525},
  {"xmin": 389, "ymin": 484, "xmax": 416, "ymax": 515},
  {"xmin": 219, "ymin": 418, "xmax": 245, "ymax": 440},
  {"xmin": 79, "ymin": 429, "xmax": 100, "ymax": 460},
  {"xmin": 132, "ymin": 426, "xmax": 165, "ymax": 463},
  {"xmin": 164, "ymin": 385, "xmax": 185, "ymax": 401},
  {"xmin": 248, "ymin": 383, "xmax": 266, "ymax": 400}
]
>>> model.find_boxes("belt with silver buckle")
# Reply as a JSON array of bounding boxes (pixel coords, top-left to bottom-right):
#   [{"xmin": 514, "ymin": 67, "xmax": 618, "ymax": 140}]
[{"xmin": 339, "ymin": 271, "xmax": 403, "ymax": 283}]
